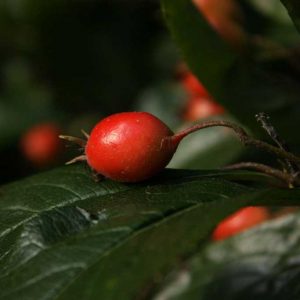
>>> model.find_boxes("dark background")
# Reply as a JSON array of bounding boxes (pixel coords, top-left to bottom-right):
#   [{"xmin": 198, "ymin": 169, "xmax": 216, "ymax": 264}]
[{"xmin": 1, "ymin": 0, "xmax": 299, "ymax": 184}]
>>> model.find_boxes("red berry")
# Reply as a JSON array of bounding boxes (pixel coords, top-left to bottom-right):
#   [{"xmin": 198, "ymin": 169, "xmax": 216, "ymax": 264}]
[
  {"xmin": 21, "ymin": 123, "xmax": 61, "ymax": 166},
  {"xmin": 212, "ymin": 206, "xmax": 269, "ymax": 241},
  {"xmin": 85, "ymin": 112, "xmax": 177, "ymax": 182}
]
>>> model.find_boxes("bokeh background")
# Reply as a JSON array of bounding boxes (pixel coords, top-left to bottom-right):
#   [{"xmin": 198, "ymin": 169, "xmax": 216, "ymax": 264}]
[{"xmin": 1, "ymin": 0, "xmax": 300, "ymax": 185}]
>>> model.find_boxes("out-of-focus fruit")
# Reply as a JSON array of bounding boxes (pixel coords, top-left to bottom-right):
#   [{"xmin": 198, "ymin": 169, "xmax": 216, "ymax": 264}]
[
  {"xmin": 21, "ymin": 123, "xmax": 61, "ymax": 166},
  {"xmin": 212, "ymin": 206, "xmax": 270, "ymax": 241}
]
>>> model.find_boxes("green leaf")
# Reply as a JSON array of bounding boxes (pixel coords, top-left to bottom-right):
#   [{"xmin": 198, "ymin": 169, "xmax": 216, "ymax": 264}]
[
  {"xmin": 0, "ymin": 164, "xmax": 299, "ymax": 300},
  {"xmin": 249, "ymin": 0, "xmax": 292, "ymax": 24},
  {"xmin": 281, "ymin": 0, "xmax": 300, "ymax": 32},
  {"xmin": 154, "ymin": 210, "xmax": 300, "ymax": 300},
  {"xmin": 162, "ymin": 0, "xmax": 300, "ymax": 144}
]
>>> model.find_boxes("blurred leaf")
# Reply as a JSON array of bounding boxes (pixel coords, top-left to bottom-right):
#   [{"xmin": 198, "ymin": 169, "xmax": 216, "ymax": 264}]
[
  {"xmin": 244, "ymin": 0, "xmax": 299, "ymax": 46},
  {"xmin": 154, "ymin": 210, "xmax": 300, "ymax": 300},
  {"xmin": 281, "ymin": 0, "xmax": 300, "ymax": 32},
  {"xmin": 249, "ymin": 0, "xmax": 292, "ymax": 24},
  {"xmin": 0, "ymin": 164, "xmax": 299, "ymax": 299},
  {"xmin": 161, "ymin": 0, "xmax": 236, "ymax": 96},
  {"xmin": 162, "ymin": 0, "xmax": 300, "ymax": 145}
]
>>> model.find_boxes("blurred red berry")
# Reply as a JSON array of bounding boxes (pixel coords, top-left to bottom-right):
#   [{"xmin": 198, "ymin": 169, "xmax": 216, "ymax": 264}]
[
  {"xmin": 181, "ymin": 72, "xmax": 211, "ymax": 98},
  {"xmin": 180, "ymin": 71, "xmax": 224, "ymax": 121},
  {"xmin": 21, "ymin": 123, "xmax": 61, "ymax": 166},
  {"xmin": 212, "ymin": 206, "xmax": 269, "ymax": 241},
  {"xmin": 183, "ymin": 96, "xmax": 224, "ymax": 121}
]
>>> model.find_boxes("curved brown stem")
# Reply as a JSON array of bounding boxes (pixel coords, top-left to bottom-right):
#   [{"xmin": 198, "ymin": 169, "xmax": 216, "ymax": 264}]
[
  {"xmin": 171, "ymin": 121, "xmax": 300, "ymax": 166},
  {"xmin": 223, "ymin": 162, "xmax": 300, "ymax": 188}
]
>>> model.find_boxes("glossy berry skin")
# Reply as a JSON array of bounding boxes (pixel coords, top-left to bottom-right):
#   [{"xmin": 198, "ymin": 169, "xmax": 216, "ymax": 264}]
[
  {"xmin": 85, "ymin": 112, "xmax": 177, "ymax": 182},
  {"xmin": 21, "ymin": 123, "xmax": 61, "ymax": 166},
  {"xmin": 212, "ymin": 207, "xmax": 269, "ymax": 241}
]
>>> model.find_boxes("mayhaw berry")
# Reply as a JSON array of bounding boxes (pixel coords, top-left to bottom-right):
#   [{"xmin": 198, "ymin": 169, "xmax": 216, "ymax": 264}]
[
  {"xmin": 21, "ymin": 123, "xmax": 62, "ymax": 166},
  {"xmin": 212, "ymin": 206, "xmax": 269, "ymax": 241},
  {"xmin": 192, "ymin": 0, "xmax": 245, "ymax": 48},
  {"xmin": 85, "ymin": 112, "xmax": 176, "ymax": 182},
  {"xmin": 61, "ymin": 112, "xmax": 180, "ymax": 182}
]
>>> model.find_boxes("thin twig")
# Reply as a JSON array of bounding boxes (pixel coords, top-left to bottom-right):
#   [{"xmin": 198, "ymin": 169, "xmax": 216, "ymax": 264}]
[
  {"xmin": 171, "ymin": 120, "xmax": 300, "ymax": 165},
  {"xmin": 223, "ymin": 162, "xmax": 299, "ymax": 188},
  {"xmin": 81, "ymin": 129, "xmax": 90, "ymax": 139},
  {"xmin": 256, "ymin": 112, "xmax": 299, "ymax": 173}
]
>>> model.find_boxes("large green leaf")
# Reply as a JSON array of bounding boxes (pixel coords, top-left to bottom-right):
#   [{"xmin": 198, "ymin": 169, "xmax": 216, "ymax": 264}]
[
  {"xmin": 161, "ymin": 0, "xmax": 300, "ymax": 144},
  {"xmin": 0, "ymin": 164, "xmax": 299, "ymax": 300},
  {"xmin": 281, "ymin": 0, "xmax": 300, "ymax": 31},
  {"xmin": 154, "ymin": 210, "xmax": 300, "ymax": 300},
  {"xmin": 250, "ymin": 0, "xmax": 292, "ymax": 24}
]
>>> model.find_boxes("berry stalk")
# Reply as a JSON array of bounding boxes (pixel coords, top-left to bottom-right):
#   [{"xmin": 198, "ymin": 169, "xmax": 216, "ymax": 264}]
[
  {"xmin": 224, "ymin": 162, "xmax": 300, "ymax": 187},
  {"xmin": 169, "ymin": 120, "xmax": 300, "ymax": 166}
]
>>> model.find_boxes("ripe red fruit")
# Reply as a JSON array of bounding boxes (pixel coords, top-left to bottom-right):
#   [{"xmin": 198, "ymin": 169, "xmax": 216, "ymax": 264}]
[
  {"xmin": 21, "ymin": 123, "xmax": 61, "ymax": 166},
  {"xmin": 212, "ymin": 206, "xmax": 269, "ymax": 241},
  {"xmin": 85, "ymin": 112, "xmax": 177, "ymax": 182}
]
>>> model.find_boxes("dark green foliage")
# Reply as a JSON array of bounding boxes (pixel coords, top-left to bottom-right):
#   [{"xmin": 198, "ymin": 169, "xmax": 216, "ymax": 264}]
[
  {"xmin": 155, "ymin": 211, "xmax": 300, "ymax": 300},
  {"xmin": 0, "ymin": 164, "xmax": 298, "ymax": 299}
]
